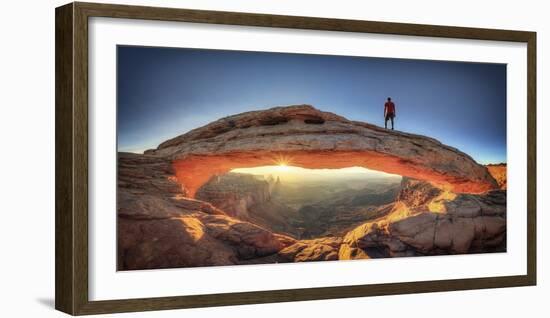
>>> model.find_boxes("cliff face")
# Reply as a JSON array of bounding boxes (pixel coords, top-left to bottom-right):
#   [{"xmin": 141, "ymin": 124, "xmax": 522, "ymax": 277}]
[
  {"xmin": 196, "ymin": 173, "xmax": 272, "ymax": 219},
  {"xmin": 145, "ymin": 105, "xmax": 498, "ymax": 197},
  {"xmin": 195, "ymin": 173, "xmax": 297, "ymax": 235}
]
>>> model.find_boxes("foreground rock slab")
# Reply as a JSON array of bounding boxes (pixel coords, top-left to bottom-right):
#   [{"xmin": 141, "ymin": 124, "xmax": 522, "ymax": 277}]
[{"xmin": 339, "ymin": 179, "xmax": 506, "ymax": 260}]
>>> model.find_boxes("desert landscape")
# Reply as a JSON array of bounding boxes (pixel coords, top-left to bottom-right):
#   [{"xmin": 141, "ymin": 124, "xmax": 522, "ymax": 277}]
[{"xmin": 117, "ymin": 105, "xmax": 507, "ymax": 270}]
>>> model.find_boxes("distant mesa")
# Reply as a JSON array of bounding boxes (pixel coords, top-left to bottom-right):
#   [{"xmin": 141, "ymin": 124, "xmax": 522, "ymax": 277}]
[{"xmin": 143, "ymin": 105, "xmax": 498, "ymax": 197}]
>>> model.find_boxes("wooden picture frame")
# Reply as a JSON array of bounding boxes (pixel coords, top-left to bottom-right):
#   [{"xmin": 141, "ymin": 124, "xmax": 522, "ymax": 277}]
[{"xmin": 55, "ymin": 2, "xmax": 536, "ymax": 315}]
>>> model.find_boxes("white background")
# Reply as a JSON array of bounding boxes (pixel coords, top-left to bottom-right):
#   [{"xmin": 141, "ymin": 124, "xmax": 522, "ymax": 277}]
[
  {"xmin": 89, "ymin": 17, "xmax": 528, "ymax": 301},
  {"xmin": 0, "ymin": 0, "xmax": 547, "ymax": 317}
]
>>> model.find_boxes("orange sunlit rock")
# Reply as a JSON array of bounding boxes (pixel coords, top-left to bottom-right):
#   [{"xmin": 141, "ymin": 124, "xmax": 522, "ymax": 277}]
[
  {"xmin": 427, "ymin": 190, "xmax": 458, "ymax": 213},
  {"xmin": 339, "ymin": 178, "xmax": 506, "ymax": 259},
  {"xmin": 487, "ymin": 164, "xmax": 507, "ymax": 189},
  {"xmin": 145, "ymin": 105, "xmax": 499, "ymax": 197}
]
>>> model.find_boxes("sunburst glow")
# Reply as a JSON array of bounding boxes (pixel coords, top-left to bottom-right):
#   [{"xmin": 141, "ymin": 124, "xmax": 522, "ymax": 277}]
[
  {"xmin": 271, "ymin": 154, "xmax": 294, "ymax": 167},
  {"xmin": 276, "ymin": 164, "xmax": 290, "ymax": 172}
]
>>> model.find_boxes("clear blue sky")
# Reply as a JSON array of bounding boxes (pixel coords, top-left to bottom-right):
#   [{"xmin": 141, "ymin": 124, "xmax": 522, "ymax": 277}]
[{"xmin": 117, "ymin": 46, "xmax": 506, "ymax": 164}]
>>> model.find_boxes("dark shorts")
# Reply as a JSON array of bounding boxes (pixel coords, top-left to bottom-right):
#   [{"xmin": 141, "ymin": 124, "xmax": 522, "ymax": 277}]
[{"xmin": 385, "ymin": 113, "xmax": 395, "ymax": 120}]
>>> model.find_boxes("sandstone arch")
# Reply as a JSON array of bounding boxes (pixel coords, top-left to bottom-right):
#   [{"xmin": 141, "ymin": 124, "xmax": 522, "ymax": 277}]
[{"xmin": 145, "ymin": 105, "xmax": 498, "ymax": 198}]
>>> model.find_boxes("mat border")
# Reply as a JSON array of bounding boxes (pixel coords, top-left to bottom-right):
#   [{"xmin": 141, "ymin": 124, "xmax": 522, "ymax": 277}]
[{"xmin": 55, "ymin": 2, "xmax": 537, "ymax": 315}]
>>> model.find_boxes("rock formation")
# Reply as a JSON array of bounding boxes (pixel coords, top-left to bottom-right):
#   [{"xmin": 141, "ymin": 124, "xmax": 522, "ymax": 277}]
[
  {"xmin": 196, "ymin": 173, "xmax": 272, "ymax": 219},
  {"xmin": 487, "ymin": 163, "xmax": 507, "ymax": 189},
  {"xmin": 278, "ymin": 237, "xmax": 342, "ymax": 262},
  {"xmin": 196, "ymin": 173, "xmax": 296, "ymax": 235},
  {"xmin": 117, "ymin": 153, "xmax": 295, "ymax": 270},
  {"xmin": 118, "ymin": 105, "xmax": 507, "ymax": 270},
  {"xmin": 339, "ymin": 178, "xmax": 506, "ymax": 260},
  {"xmin": 144, "ymin": 105, "xmax": 498, "ymax": 197}
]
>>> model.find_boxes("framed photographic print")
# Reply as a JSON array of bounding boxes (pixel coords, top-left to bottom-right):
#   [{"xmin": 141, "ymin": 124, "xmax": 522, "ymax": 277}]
[{"xmin": 55, "ymin": 2, "xmax": 537, "ymax": 315}]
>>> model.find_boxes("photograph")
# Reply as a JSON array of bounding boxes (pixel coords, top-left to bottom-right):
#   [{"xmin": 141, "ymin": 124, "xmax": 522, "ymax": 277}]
[{"xmin": 116, "ymin": 46, "xmax": 508, "ymax": 271}]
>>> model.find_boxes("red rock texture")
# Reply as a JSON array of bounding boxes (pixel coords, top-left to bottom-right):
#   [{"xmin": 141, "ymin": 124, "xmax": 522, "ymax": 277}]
[{"xmin": 145, "ymin": 105, "xmax": 498, "ymax": 197}]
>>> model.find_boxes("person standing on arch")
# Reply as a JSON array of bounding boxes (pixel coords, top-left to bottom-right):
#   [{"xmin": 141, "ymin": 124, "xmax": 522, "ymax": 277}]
[{"xmin": 384, "ymin": 97, "xmax": 396, "ymax": 130}]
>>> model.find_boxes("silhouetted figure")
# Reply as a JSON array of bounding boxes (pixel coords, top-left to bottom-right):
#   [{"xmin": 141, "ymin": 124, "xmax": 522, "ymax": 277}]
[{"xmin": 384, "ymin": 97, "xmax": 396, "ymax": 130}]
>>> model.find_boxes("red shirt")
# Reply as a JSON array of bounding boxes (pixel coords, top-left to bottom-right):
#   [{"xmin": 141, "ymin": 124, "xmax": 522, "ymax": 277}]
[{"xmin": 385, "ymin": 101, "xmax": 396, "ymax": 115}]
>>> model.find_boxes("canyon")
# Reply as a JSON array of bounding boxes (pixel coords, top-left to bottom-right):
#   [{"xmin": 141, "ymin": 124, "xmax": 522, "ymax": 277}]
[{"xmin": 118, "ymin": 105, "xmax": 506, "ymax": 270}]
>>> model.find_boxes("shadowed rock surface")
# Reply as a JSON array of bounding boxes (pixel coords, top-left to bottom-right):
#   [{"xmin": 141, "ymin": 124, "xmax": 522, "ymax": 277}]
[{"xmin": 145, "ymin": 105, "xmax": 498, "ymax": 197}]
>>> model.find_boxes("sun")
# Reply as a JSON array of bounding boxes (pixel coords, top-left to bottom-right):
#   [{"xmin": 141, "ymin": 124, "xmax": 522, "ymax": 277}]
[
  {"xmin": 271, "ymin": 154, "xmax": 294, "ymax": 168},
  {"xmin": 275, "ymin": 164, "xmax": 290, "ymax": 172}
]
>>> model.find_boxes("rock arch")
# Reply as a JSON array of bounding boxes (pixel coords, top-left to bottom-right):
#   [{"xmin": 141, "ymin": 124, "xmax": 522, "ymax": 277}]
[{"xmin": 145, "ymin": 105, "xmax": 498, "ymax": 198}]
